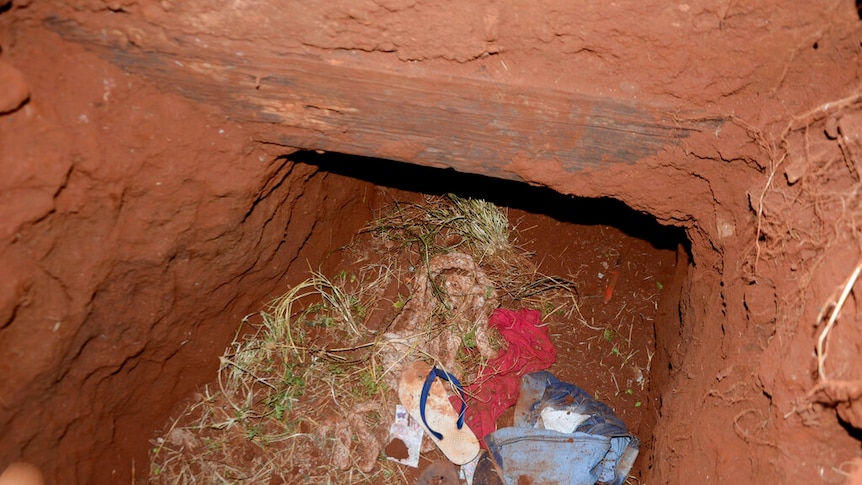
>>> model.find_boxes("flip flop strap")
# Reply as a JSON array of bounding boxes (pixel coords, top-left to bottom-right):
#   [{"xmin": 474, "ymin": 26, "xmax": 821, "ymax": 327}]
[{"xmin": 419, "ymin": 367, "xmax": 467, "ymax": 440}]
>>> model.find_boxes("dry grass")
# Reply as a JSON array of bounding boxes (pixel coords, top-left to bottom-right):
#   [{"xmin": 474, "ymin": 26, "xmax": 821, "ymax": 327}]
[
  {"xmin": 367, "ymin": 194, "xmax": 583, "ymax": 318},
  {"xmin": 150, "ymin": 271, "xmax": 398, "ymax": 483},
  {"xmin": 149, "ymin": 194, "xmax": 585, "ymax": 484},
  {"xmin": 365, "ymin": 193, "xmax": 511, "ymax": 262}
]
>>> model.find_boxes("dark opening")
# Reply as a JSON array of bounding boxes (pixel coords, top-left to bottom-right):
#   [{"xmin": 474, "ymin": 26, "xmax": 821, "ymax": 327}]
[{"xmin": 293, "ymin": 150, "xmax": 689, "ymax": 255}]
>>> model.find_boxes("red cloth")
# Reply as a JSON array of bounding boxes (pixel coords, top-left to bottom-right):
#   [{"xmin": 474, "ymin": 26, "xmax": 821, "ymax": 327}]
[{"xmin": 462, "ymin": 308, "xmax": 556, "ymax": 447}]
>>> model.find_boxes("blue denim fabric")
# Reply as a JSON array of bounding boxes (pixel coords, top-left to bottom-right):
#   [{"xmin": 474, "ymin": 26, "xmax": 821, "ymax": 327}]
[{"xmin": 486, "ymin": 372, "xmax": 639, "ymax": 485}]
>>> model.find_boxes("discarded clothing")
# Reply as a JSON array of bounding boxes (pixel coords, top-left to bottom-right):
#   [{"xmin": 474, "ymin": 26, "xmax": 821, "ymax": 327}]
[
  {"xmin": 462, "ymin": 308, "xmax": 557, "ymax": 446},
  {"xmin": 486, "ymin": 372, "xmax": 639, "ymax": 485}
]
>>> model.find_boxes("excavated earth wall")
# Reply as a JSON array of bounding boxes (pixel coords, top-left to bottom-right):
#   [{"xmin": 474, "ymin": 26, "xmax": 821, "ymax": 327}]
[{"xmin": 1, "ymin": 1, "xmax": 861, "ymax": 483}]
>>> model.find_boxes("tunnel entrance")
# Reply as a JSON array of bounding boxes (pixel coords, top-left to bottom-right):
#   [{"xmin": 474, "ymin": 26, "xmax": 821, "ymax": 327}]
[{"xmin": 148, "ymin": 151, "xmax": 690, "ymax": 483}]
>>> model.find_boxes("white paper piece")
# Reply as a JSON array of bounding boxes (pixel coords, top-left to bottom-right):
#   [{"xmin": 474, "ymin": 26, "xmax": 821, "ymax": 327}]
[
  {"xmin": 460, "ymin": 452, "xmax": 480, "ymax": 485},
  {"xmin": 386, "ymin": 404, "xmax": 424, "ymax": 467},
  {"xmin": 540, "ymin": 406, "xmax": 590, "ymax": 434}
]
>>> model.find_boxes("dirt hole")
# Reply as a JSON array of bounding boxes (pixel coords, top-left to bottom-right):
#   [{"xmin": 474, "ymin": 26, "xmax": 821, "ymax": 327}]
[{"xmin": 151, "ymin": 151, "xmax": 691, "ymax": 483}]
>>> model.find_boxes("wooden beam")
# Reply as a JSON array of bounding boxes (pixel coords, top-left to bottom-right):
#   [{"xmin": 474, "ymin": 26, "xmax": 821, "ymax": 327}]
[{"xmin": 47, "ymin": 17, "xmax": 717, "ymax": 181}]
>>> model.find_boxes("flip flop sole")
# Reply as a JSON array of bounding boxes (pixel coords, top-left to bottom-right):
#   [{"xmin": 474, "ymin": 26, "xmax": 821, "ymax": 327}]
[{"xmin": 398, "ymin": 361, "xmax": 480, "ymax": 465}]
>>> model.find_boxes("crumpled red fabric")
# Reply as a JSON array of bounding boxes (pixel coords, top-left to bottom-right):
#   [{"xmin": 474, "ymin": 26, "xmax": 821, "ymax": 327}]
[{"xmin": 461, "ymin": 308, "xmax": 556, "ymax": 447}]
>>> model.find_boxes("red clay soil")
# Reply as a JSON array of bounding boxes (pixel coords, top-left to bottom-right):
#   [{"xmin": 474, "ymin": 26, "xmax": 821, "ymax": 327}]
[{"xmin": 2, "ymin": 0, "xmax": 862, "ymax": 484}]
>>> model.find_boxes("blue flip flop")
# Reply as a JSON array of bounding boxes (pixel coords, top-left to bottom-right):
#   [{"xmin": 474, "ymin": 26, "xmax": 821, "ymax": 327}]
[
  {"xmin": 398, "ymin": 361, "xmax": 480, "ymax": 465},
  {"xmin": 420, "ymin": 367, "xmax": 467, "ymax": 440}
]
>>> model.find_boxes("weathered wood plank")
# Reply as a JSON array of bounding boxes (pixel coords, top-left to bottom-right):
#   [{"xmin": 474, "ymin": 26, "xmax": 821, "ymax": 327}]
[{"xmin": 47, "ymin": 17, "xmax": 716, "ymax": 181}]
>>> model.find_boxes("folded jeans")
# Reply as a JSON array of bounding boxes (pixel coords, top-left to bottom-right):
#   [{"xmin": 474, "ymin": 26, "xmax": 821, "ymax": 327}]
[{"xmin": 485, "ymin": 372, "xmax": 639, "ymax": 485}]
